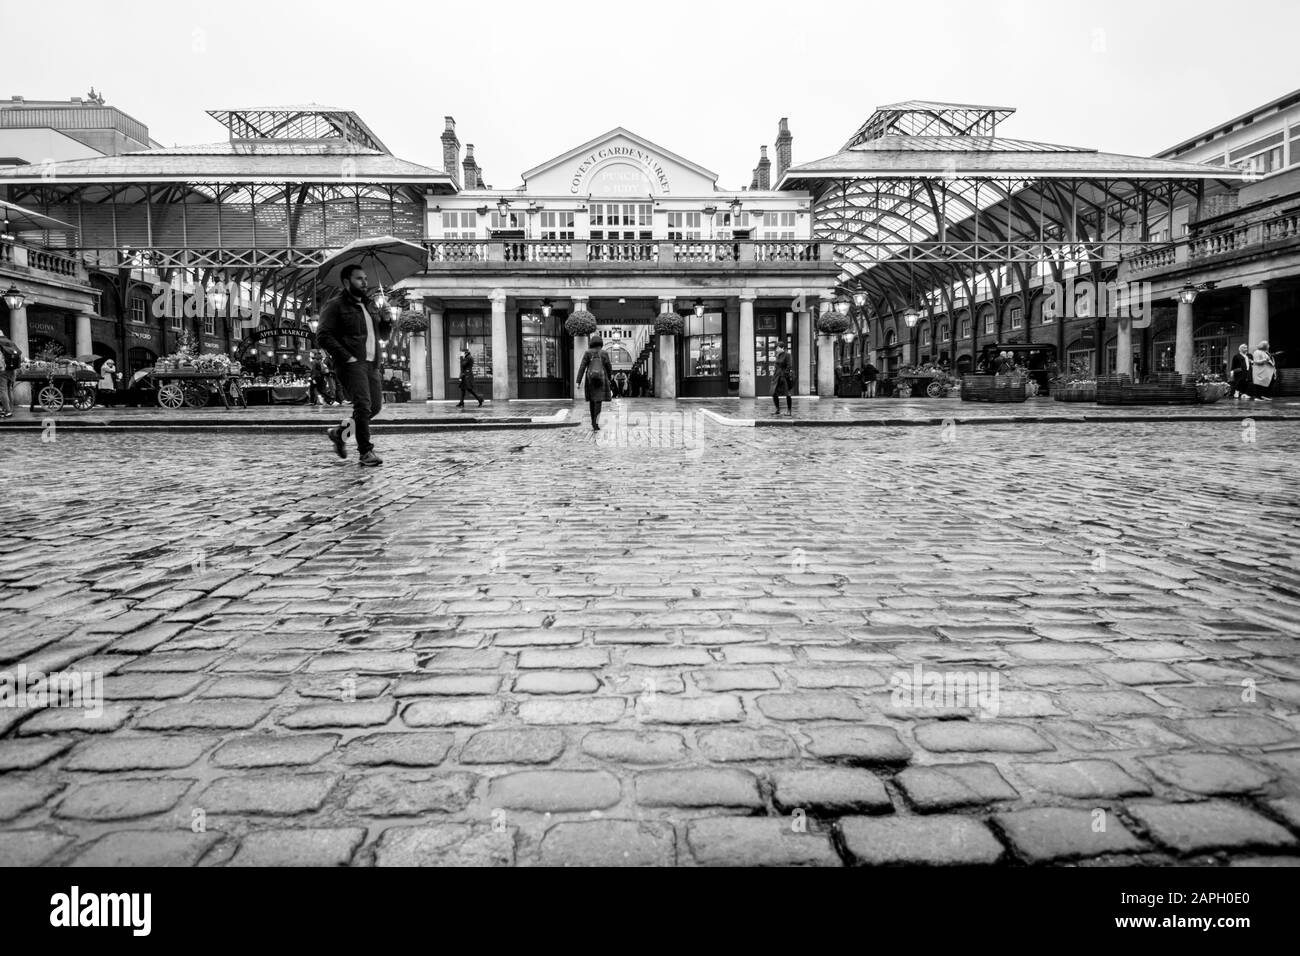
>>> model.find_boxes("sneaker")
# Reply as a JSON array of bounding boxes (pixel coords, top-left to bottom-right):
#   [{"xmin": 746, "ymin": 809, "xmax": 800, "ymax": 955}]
[
  {"xmin": 359, "ymin": 450, "xmax": 383, "ymax": 467},
  {"xmin": 326, "ymin": 426, "xmax": 346, "ymax": 459},
  {"xmin": 477, "ymin": 398, "xmax": 484, "ymax": 407}
]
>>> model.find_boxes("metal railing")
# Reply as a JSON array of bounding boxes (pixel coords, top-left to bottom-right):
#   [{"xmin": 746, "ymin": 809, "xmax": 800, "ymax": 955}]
[{"xmin": 420, "ymin": 238, "xmax": 828, "ymax": 266}]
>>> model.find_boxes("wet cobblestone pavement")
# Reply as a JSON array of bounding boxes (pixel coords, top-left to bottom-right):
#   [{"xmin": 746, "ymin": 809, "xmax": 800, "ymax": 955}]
[{"xmin": 1, "ymin": 416, "xmax": 1298, "ymax": 866}]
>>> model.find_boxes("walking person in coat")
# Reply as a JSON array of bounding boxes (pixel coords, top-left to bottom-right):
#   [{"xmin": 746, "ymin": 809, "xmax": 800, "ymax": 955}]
[
  {"xmin": 317, "ymin": 264, "xmax": 392, "ymax": 466},
  {"xmin": 1251, "ymin": 340, "xmax": 1277, "ymax": 402},
  {"xmin": 771, "ymin": 339, "xmax": 793, "ymax": 415},
  {"xmin": 576, "ymin": 334, "xmax": 614, "ymax": 430},
  {"xmin": 96, "ymin": 359, "xmax": 119, "ymax": 407},
  {"xmin": 1230, "ymin": 343, "xmax": 1253, "ymax": 400},
  {"xmin": 456, "ymin": 345, "xmax": 483, "ymax": 408},
  {"xmin": 0, "ymin": 332, "xmax": 23, "ymax": 418}
]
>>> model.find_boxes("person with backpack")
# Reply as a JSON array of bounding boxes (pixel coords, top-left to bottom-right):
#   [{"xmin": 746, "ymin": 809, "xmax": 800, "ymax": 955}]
[
  {"xmin": 0, "ymin": 332, "xmax": 22, "ymax": 418},
  {"xmin": 771, "ymin": 339, "xmax": 794, "ymax": 415},
  {"xmin": 456, "ymin": 345, "xmax": 483, "ymax": 408},
  {"xmin": 576, "ymin": 334, "xmax": 614, "ymax": 430}
]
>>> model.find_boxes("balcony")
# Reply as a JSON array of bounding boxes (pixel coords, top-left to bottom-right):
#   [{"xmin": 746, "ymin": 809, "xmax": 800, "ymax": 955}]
[
  {"xmin": 420, "ymin": 239, "xmax": 829, "ymax": 270},
  {"xmin": 1122, "ymin": 207, "xmax": 1300, "ymax": 281},
  {"xmin": 0, "ymin": 238, "xmax": 90, "ymax": 285}
]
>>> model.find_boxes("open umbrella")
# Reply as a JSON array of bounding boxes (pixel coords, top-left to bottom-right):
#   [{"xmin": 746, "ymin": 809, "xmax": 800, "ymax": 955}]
[
  {"xmin": 75, "ymin": 353, "xmax": 101, "ymax": 364},
  {"xmin": 316, "ymin": 236, "xmax": 429, "ymax": 293}
]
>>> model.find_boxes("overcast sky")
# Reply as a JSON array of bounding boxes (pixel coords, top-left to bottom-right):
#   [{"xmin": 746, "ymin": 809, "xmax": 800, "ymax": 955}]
[{"xmin": 6, "ymin": 0, "xmax": 1298, "ymax": 187}]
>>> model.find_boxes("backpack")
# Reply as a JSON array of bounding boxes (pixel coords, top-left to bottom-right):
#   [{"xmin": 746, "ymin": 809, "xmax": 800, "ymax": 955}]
[
  {"xmin": 1, "ymin": 344, "xmax": 21, "ymax": 371},
  {"xmin": 585, "ymin": 353, "xmax": 605, "ymax": 391}
]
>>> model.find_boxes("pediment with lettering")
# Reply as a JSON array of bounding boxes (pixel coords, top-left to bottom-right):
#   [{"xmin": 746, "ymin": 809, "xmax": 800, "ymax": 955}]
[{"xmin": 521, "ymin": 128, "xmax": 719, "ymax": 197}]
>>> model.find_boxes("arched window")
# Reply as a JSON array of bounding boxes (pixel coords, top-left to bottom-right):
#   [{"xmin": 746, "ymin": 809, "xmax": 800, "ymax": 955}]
[
  {"xmin": 1065, "ymin": 338, "xmax": 1095, "ymax": 375},
  {"xmin": 885, "ymin": 328, "xmax": 896, "ymax": 346},
  {"xmin": 919, "ymin": 322, "xmax": 931, "ymax": 347},
  {"xmin": 1194, "ymin": 321, "xmax": 1243, "ymax": 377}
]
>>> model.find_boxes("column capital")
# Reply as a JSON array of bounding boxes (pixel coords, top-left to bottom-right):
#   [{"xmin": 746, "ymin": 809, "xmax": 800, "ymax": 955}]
[
  {"xmin": 739, "ymin": 289, "xmax": 757, "ymax": 302},
  {"xmin": 488, "ymin": 288, "xmax": 508, "ymax": 304},
  {"xmin": 1245, "ymin": 280, "xmax": 1271, "ymax": 290}
]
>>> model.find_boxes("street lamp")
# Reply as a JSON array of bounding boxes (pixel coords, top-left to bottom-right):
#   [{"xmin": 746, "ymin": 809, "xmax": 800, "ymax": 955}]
[
  {"xmin": 541, "ymin": 299, "xmax": 552, "ymax": 318},
  {"xmin": 207, "ymin": 279, "xmax": 228, "ymax": 316},
  {"xmin": 1178, "ymin": 284, "xmax": 1199, "ymax": 305},
  {"xmin": 693, "ymin": 298, "xmax": 705, "ymax": 318},
  {"xmin": 853, "ymin": 291, "xmax": 868, "ymax": 310},
  {"xmin": 729, "ymin": 198, "xmax": 743, "ymax": 221},
  {"xmin": 2, "ymin": 284, "xmax": 26, "ymax": 311},
  {"xmin": 308, "ymin": 317, "xmax": 319, "ymax": 335},
  {"xmin": 496, "ymin": 197, "xmax": 511, "ymax": 219},
  {"xmin": 388, "ymin": 305, "xmax": 401, "ymax": 323},
  {"xmin": 903, "ymin": 307, "xmax": 922, "ymax": 328}
]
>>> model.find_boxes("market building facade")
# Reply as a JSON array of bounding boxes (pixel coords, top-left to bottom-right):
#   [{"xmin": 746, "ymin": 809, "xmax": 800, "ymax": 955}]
[{"xmin": 402, "ymin": 120, "xmax": 838, "ymax": 401}]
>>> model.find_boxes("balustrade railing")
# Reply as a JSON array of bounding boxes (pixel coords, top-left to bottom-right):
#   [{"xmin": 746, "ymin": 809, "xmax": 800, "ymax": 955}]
[
  {"xmin": 587, "ymin": 241, "xmax": 658, "ymax": 263},
  {"xmin": 672, "ymin": 241, "xmax": 739, "ymax": 263},
  {"xmin": 1125, "ymin": 208, "xmax": 1300, "ymax": 275},
  {"xmin": 426, "ymin": 240, "xmax": 489, "ymax": 262},
  {"xmin": 416, "ymin": 238, "xmax": 831, "ymax": 267}
]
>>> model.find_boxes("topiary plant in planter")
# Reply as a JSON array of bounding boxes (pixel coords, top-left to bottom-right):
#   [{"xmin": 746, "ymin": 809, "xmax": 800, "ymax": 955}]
[
  {"xmin": 653, "ymin": 313, "xmax": 684, "ymax": 336},
  {"xmin": 816, "ymin": 313, "xmax": 851, "ymax": 335},
  {"xmin": 565, "ymin": 310, "xmax": 597, "ymax": 336}
]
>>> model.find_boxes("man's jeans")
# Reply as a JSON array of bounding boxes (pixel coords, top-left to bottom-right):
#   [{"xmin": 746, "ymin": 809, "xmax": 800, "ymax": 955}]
[
  {"xmin": 0, "ymin": 371, "xmax": 14, "ymax": 415},
  {"xmin": 338, "ymin": 360, "xmax": 383, "ymax": 455}
]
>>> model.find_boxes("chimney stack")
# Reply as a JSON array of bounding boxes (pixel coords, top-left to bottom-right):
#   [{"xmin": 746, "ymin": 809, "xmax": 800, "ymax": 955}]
[
  {"xmin": 756, "ymin": 145, "xmax": 771, "ymax": 190},
  {"xmin": 775, "ymin": 117, "xmax": 792, "ymax": 183},
  {"xmin": 463, "ymin": 144, "xmax": 479, "ymax": 191},
  {"xmin": 441, "ymin": 116, "xmax": 461, "ymax": 188}
]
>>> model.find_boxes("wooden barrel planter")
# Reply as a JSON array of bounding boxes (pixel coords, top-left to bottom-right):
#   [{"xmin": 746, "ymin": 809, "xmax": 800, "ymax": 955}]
[
  {"xmin": 1052, "ymin": 383, "xmax": 1097, "ymax": 402},
  {"xmin": 961, "ymin": 374, "xmax": 1027, "ymax": 403},
  {"xmin": 1096, "ymin": 373, "xmax": 1198, "ymax": 405}
]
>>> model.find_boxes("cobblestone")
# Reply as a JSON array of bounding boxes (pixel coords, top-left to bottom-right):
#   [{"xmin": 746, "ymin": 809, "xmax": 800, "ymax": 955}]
[{"xmin": 3, "ymin": 423, "xmax": 1299, "ymax": 866}]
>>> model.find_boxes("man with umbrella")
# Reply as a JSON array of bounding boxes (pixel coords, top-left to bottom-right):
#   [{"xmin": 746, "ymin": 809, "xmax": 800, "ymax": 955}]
[{"xmin": 317, "ymin": 264, "xmax": 392, "ymax": 466}]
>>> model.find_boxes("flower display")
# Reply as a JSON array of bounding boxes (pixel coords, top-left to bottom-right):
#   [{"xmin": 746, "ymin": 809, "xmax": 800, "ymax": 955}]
[
  {"xmin": 653, "ymin": 313, "xmax": 684, "ymax": 336},
  {"xmin": 565, "ymin": 310, "xmax": 598, "ymax": 336}
]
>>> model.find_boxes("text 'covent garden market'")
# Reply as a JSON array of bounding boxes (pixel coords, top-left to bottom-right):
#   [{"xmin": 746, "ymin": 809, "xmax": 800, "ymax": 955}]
[{"xmin": 3, "ymin": 97, "xmax": 1293, "ymax": 405}]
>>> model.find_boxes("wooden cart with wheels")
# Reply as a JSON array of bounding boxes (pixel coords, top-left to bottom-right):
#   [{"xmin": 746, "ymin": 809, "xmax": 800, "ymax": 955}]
[
  {"xmin": 16, "ymin": 367, "xmax": 99, "ymax": 413},
  {"xmin": 151, "ymin": 369, "xmax": 246, "ymax": 410}
]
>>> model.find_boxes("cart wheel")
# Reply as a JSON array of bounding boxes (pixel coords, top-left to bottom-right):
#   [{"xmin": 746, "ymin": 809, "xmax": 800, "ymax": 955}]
[
  {"xmin": 182, "ymin": 385, "xmax": 207, "ymax": 408},
  {"xmin": 157, "ymin": 383, "xmax": 184, "ymax": 409},
  {"xmin": 926, "ymin": 380, "xmax": 944, "ymax": 398},
  {"xmin": 73, "ymin": 386, "xmax": 97, "ymax": 410},
  {"xmin": 38, "ymin": 384, "xmax": 65, "ymax": 412}
]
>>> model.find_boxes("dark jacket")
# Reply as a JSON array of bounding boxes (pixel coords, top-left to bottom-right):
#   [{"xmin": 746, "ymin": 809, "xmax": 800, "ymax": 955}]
[
  {"xmin": 862, "ymin": 363, "xmax": 878, "ymax": 382},
  {"xmin": 773, "ymin": 349, "xmax": 792, "ymax": 386},
  {"xmin": 1230, "ymin": 351, "xmax": 1251, "ymax": 383},
  {"xmin": 577, "ymin": 347, "xmax": 614, "ymax": 402},
  {"xmin": 459, "ymin": 350, "xmax": 476, "ymax": 382},
  {"xmin": 316, "ymin": 291, "xmax": 392, "ymax": 368}
]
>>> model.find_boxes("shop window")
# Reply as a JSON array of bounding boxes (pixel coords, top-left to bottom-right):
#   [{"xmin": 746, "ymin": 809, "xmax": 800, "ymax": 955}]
[
  {"xmin": 520, "ymin": 312, "xmax": 563, "ymax": 379},
  {"xmin": 441, "ymin": 211, "xmax": 476, "ymax": 238},
  {"xmin": 448, "ymin": 313, "xmax": 492, "ymax": 379},
  {"xmin": 667, "ymin": 212, "xmax": 702, "ymax": 240},
  {"xmin": 684, "ymin": 312, "xmax": 723, "ymax": 377},
  {"xmin": 539, "ymin": 211, "xmax": 575, "ymax": 240},
  {"xmin": 1065, "ymin": 341, "xmax": 1095, "ymax": 374}
]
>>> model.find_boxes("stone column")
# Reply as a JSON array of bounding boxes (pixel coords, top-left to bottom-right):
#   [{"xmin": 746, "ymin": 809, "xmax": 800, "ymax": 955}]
[
  {"xmin": 427, "ymin": 299, "xmax": 445, "ymax": 401},
  {"xmin": 8, "ymin": 304, "xmax": 30, "ymax": 406},
  {"xmin": 572, "ymin": 295, "xmax": 589, "ymax": 400},
  {"xmin": 408, "ymin": 333, "xmax": 428, "ymax": 401},
  {"xmin": 1248, "ymin": 283, "xmax": 1269, "ymax": 350},
  {"xmin": 738, "ymin": 290, "xmax": 756, "ymax": 399},
  {"xmin": 1173, "ymin": 300, "xmax": 1194, "ymax": 376},
  {"xmin": 75, "ymin": 312, "xmax": 92, "ymax": 358},
  {"xmin": 1117, "ymin": 316, "xmax": 1134, "ymax": 380},
  {"xmin": 489, "ymin": 288, "xmax": 507, "ymax": 402},
  {"xmin": 796, "ymin": 308, "xmax": 812, "ymax": 395},
  {"xmin": 657, "ymin": 335, "xmax": 677, "ymax": 399},
  {"xmin": 817, "ymin": 335, "xmax": 836, "ymax": 397}
]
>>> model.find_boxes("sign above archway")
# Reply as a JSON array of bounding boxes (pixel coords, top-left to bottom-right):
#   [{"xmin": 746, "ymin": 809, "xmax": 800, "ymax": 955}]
[{"xmin": 522, "ymin": 127, "xmax": 719, "ymax": 197}]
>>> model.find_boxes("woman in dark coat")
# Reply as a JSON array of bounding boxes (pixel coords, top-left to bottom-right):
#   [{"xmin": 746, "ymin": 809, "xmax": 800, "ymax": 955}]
[
  {"xmin": 576, "ymin": 334, "xmax": 614, "ymax": 430},
  {"xmin": 1230, "ymin": 343, "xmax": 1253, "ymax": 400}
]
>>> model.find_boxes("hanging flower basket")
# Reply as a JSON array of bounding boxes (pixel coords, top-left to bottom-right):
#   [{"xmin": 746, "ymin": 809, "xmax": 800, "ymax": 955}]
[
  {"xmin": 565, "ymin": 310, "xmax": 597, "ymax": 336},
  {"xmin": 653, "ymin": 313, "xmax": 684, "ymax": 336},
  {"xmin": 397, "ymin": 312, "xmax": 429, "ymax": 334},
  {"xmin": 816, "ymin": 313, "xmax": 851, "ymax": 335}
]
